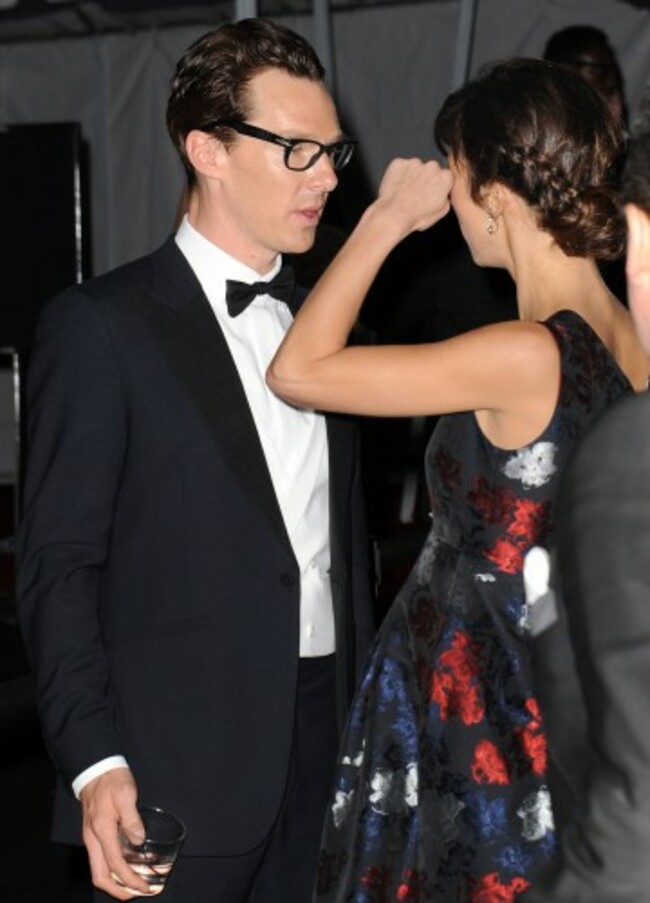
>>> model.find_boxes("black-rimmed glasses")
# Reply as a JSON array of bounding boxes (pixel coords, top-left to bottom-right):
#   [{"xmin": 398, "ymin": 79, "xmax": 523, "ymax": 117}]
[{"xmin": 201, "ymin": 119, "xmax": 357, "ymax": 172}]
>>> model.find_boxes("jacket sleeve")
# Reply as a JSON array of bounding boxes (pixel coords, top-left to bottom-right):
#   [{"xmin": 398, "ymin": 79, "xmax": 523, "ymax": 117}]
[
  {"xmin": 524, "ymin": 394, "xmax": 650, "ymax": 902},
  {"xmin": 17, "ymin": 287, "xmax": 128, "ymax": 787}
]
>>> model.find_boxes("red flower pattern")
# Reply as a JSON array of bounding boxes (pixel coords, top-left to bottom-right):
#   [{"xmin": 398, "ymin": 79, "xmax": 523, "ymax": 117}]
[
  {"xmin": 471, "ymin": 476, "xmax": 548, "ymax": 575},
  {"xmin": 471, "ymin": 739, "xmax": 510, "ymax": 785},
  {"xmin": 469, "ymin": 478, "xmax": 517, "ymax": 526},
  {"xmin": 431, "ymin": 630, "xmax": 485, "ymax": 724},
  {"xmin": 470, "ymin": 872, "xmax": 530, "ymax": 902},
  {"xmin": 396, "ymin": 869, "xmax": 429, "ymax": 900},
  {"xmin": 484, "ymin": 538, "xmax": 524, "ymax": 575},
  {"xmin": 515, "ymin": 697, "xmax": 547, "ymax": 776},
  {"xmin": 509, "ymin": 498, "xmax": 546, "ymax": 541},
  {"xmin": 360, "ymin": 865, "xmax": 392, "ymax": 897}
]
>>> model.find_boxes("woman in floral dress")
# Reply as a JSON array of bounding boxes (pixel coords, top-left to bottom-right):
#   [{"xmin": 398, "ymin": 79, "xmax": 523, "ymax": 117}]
[{"xmin": 268, "ymin": 59, "xmax": 649, "ymax": 900}]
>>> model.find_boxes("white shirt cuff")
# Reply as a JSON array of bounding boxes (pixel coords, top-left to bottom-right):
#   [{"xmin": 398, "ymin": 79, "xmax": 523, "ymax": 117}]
[{"xmin": 72, "ymin": 756, "xmax": 130, "ymax": 799}]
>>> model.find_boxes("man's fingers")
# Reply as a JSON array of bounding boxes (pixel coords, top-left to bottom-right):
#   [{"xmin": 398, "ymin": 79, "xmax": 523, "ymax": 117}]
[
  {"xmin": 85, "ymin": 827, "xmax": 142, "ymax": 899},
  {"xmin": 83, "ymin": 795, "xmax": 152, "ymax": 896},
  {"xmin": 79, "ymin": 769, "xmax": 152, "ymax": 895},
  {"xmin": 119, "ymin": 810, "xmax": 146, "ymax": 846},
  {"xmin": 98, "ymin": 818, "xmax": 152, "ymax": 896}
]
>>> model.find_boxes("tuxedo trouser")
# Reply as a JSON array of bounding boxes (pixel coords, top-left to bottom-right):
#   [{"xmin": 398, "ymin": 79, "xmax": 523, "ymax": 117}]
[{"xmin": 94, "ymin": 654, "xmax": 339, "ymax": 903}]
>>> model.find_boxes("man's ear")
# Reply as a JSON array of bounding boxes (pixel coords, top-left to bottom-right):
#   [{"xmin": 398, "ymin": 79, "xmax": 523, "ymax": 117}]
[
  {"xmin": 184, "ymin": 129, "xmax": 228, "ymax": 180},
  {"xmin": 625, "ymin": 203, "xmax": 650, "ymax": 354}
]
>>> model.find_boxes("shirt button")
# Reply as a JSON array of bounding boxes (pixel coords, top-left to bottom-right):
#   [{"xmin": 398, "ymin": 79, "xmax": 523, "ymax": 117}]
[{"xmin": 279, "ymin": 572, "xmax": 296, "ymax": 588}]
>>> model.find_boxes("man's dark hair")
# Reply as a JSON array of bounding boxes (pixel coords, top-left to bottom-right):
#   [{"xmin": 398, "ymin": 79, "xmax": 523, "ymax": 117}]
[
  {"xmin": 621, "ymin": 84, "xmax": 650, "ymax": 214},
  {"xmin": 543, "ymin": 25, "xmax": 624, "ymax": 119},
  {"xmin": 543, "ymin": 25, "xmax": 614, "ymax": 65},
  {"xmin": 435, "ymin": 58, "xmax": 626, "ymax": 260},
  {"xmin": 167, "ymin": 18, "xmax": 325, "ymax": 186}
]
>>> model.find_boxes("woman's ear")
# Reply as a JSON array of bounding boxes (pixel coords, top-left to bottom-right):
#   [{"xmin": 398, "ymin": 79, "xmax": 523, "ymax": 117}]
[
  {"xmin": 482, "ymin": 183, "xmax": 505, "ymax": 219},
  {"xmin": 184, "ymin": 129, "xmax": 228, "ymax": 180}
]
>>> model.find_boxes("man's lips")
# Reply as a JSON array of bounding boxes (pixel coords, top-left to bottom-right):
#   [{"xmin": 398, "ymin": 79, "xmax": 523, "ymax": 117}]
[{"xmin": 296, "ymin": 205, "xmax": 324, "ymax": 223}]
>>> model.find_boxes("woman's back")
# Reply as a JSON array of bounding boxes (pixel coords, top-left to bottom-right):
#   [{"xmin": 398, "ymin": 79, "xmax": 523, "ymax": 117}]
[{"xmin": 430, "ymin": 310, "xmax": 635, "ymax": 565}]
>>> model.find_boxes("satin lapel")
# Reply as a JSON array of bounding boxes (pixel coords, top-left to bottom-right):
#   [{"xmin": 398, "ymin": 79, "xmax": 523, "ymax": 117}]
[{"xmin": 138, "ymin": 238, "xmax": 291, "ymax": 549}]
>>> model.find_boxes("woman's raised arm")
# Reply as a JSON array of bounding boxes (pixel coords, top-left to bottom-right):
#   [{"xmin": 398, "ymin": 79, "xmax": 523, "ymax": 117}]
[
  {"xmin": 267, "ymin": 158, "xmax": 452, "ymax": 406},
  {"xmin": 268, "ymin": 158, "xmax": 557, "ymax": 425}
]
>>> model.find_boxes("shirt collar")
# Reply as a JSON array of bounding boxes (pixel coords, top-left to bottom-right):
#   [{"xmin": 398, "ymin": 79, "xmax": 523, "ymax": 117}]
[{"xmin": 175, "ymin": 215, "xmax": 283, "ymax": 308}]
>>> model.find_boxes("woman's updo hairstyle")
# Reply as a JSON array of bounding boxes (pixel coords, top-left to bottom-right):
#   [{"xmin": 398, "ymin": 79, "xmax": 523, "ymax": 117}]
[{"xmin": 434, "ymin": 58, "xmax": 625, "ymax": 260}]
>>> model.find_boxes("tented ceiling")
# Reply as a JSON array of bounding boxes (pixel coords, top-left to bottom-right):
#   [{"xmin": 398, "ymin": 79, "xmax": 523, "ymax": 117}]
[
  {"xmin": 1, "ymin": 0, "xmax": 649, "ymax": 41},
  {"xmin": 4, "ymin": 0, "xmax": 441, "ymax": 42},
  {"xmin": 3, "ymin": 0, "xmax": 649, "ymax": 274}
]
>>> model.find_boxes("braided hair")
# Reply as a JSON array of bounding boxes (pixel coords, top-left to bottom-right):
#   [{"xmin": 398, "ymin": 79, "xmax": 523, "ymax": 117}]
[{"xmin": 434, "ymin": 58, "xmax": 625, "ymax": 260}]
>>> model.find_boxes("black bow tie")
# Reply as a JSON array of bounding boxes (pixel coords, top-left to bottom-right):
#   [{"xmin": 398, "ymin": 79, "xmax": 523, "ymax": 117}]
[{"xmin": 225, "ymin": 265, "xmax": 296, "ymax": 318}]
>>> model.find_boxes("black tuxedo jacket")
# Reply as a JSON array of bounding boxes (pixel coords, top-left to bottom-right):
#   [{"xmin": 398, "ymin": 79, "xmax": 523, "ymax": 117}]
[
  {"xmin": 17, "ymin": 237, "xmax": 374, "ymax": 857},
  {"xmin": 526, "ymin": 391, "xmax": 650, "ymax": 901}
]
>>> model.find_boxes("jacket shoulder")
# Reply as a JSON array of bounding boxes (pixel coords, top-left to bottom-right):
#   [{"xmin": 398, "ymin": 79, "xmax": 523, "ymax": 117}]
[{"xmin": 64, "ymin": 238, "xmax": 178, "ymax": 304}]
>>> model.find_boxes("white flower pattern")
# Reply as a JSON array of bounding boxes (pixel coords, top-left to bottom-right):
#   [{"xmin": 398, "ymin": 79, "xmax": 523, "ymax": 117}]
[
  {"xmin": 502, "ymin": 442, "xmax": 557, "ymax": 489},
  {"xmin": 342, "ymin": 745, "xmax": 364, "ymax": 767},
  {"xmin": 517, "ymin": 786, "xmax": 554, "ymax": 841},
  {"xmin": 404, "ymin": 763, "xmax": 418, "ymax": 808},
  {"xmin": 368, "ymin": 764, "xmax": 419, "ymax": 815},
  {"xmin": 332, "ymin": 789, "xmax": 355, "ymax": 828}
]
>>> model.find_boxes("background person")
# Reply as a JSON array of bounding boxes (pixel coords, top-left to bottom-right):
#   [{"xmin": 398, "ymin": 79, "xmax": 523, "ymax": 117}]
[
  {"xmin": 544, "ymin": 24, "xmax": 629, "ymax": 305},
  {"xmin": 543, "ymin": 24, "xmax": 626, "ymax": 125}
]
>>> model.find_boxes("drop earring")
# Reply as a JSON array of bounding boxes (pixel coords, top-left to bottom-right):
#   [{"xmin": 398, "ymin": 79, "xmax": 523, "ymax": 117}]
[{"xmin": 486, "ymin": 214, "xmax": 497, "ymax": 235}]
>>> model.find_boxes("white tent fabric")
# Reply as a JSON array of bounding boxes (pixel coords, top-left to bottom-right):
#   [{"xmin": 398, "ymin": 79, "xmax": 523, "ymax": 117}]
[{"xmin": 1, "ymin": 0, "xmax": 649, "ymax": 275}]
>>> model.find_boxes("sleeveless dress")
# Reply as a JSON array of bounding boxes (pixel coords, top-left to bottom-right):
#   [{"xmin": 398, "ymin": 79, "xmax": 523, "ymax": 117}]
[{"xmin": 315, "ymin": 311, "xmax": 633, "ymax": 902}]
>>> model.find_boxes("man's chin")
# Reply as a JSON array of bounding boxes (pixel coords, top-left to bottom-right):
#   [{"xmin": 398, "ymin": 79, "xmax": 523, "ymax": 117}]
[{"xmin": 281, "ymin": 233, "xmax": 318, "ymax": 256}]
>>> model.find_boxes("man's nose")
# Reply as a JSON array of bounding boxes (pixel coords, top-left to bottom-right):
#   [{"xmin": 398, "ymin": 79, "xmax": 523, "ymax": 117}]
[{"xmin": 307, "ymin": 152, "xmax": 339, "ymax": 191}]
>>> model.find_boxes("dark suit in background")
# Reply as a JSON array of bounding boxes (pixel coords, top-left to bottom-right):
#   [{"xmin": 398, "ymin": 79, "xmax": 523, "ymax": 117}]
[{"xmin": 526, "ymin": 392, "xmax": 650, "ymax": 901}]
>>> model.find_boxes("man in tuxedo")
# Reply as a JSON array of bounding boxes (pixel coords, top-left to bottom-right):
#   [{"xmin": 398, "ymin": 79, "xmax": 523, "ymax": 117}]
[
  {"xmin": 523, "ymin": 88, "xmax": 650, "ymax": 901},
  {"xmin": 17, "ymin": 19, "xmax": 373, "ymax": 902}
]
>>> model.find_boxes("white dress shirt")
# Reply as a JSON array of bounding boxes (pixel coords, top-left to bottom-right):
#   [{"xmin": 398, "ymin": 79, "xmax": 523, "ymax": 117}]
[{"xmin": 73, "ymin": 218, "xmax": 336, "ymax": 797}]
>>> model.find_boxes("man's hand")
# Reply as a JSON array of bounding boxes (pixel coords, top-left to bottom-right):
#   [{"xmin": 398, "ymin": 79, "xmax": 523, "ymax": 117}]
[{"xmin": 80, "ymin": 768, "xmax": 153, "ymax": 898}]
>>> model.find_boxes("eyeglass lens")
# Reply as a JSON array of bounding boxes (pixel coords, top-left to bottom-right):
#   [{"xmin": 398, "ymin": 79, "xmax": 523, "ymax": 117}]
[{"xmin": 286, "ymin": 140, "xmax": 353, "ymax": 172}]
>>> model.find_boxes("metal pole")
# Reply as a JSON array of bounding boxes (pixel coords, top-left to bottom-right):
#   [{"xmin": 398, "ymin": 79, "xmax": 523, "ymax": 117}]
[
  {"xmin": 234, "ymin": 0, "xmax": 257, "ymax": 21},
  {"xmin": 313, "ymin": 0, "xmax": 336, "ymax": 96},
  {"xmin": 450, "ymin": 0, "xmax": 477, "ymax": 89}
]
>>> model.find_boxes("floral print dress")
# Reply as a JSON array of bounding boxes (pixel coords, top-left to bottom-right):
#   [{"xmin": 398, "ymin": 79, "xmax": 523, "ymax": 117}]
[{"xmin": 315, "ymin": 311, "xmax": 632, "ymax": 902}]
